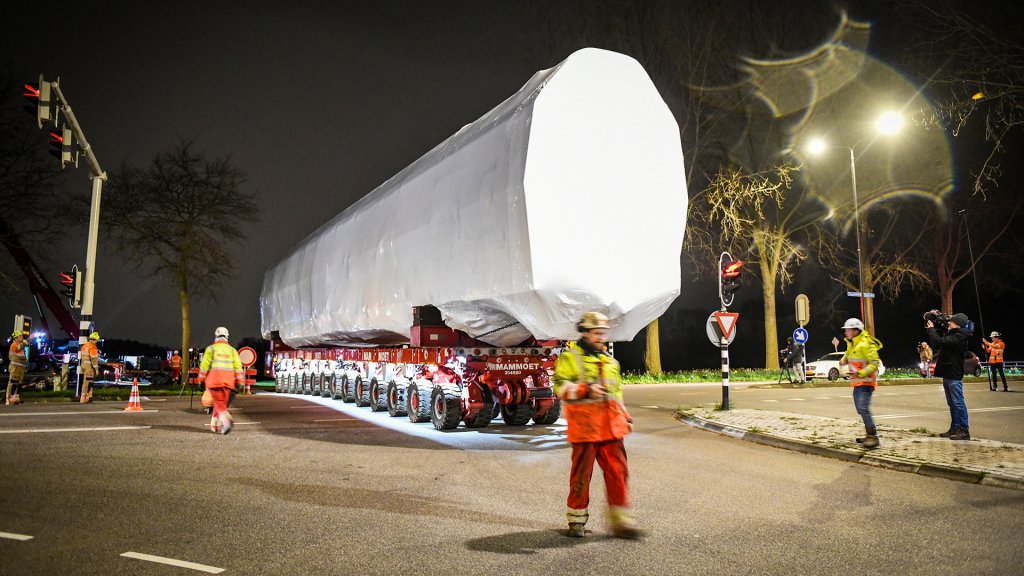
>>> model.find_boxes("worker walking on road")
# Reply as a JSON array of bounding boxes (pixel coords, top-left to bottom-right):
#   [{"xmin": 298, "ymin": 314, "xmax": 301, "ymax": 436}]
[
  {"xmin": 79, "ymin": 332, "xmax": 101, "ymax": 403},
  {"xmin": 982, "ymin": 332, "xmax": 1008, "ymax": 392},
  {"xmin": 839, "ymin": 318, "xmax": 883, "ymax": 449},
  {"xmin": 169, "ymin": 350, "xmax": 182, "ymax": 384},
  {"xmin": 6, "ymin": 332, "xmax": 28, "ymax": 405},
  {"xmin": 199, "ymin": 327, "xmax": 244, "ymax": 435},
  {"xmin": 553, "ymin": 311, "xmax": 641, "ymax": 539}
]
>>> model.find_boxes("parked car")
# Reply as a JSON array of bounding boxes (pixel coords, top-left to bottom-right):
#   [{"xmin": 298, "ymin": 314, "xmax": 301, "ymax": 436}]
[
  {"xmin": 806, "ymin": 352, "xmax": 886, "ymax": 382},
  {"xmin": 920, "ymin": 350, "xmax": 982, "ymax": 377}
]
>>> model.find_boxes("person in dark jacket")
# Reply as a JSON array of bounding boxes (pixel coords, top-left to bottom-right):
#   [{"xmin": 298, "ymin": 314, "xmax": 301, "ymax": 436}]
[{"xmin": 926, "ymin": 312, "xmax": 972, "ymax": 440}]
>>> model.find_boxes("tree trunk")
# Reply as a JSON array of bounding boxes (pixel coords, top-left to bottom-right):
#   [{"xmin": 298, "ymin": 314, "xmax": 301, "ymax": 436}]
[
  {"xmin": 762, "ymin": 271, "xmax": 779, "ymax": 370},
  {"xmin": 180, "ymin": 278, "xmax": 191, "ymax": 387},
  {"xmin": 644, "ymin": 319, "xmax": 662, "ymax": 376},
  {"xmin": 864, "ymin": 293, "xmax": 876, "ymax": 336}
]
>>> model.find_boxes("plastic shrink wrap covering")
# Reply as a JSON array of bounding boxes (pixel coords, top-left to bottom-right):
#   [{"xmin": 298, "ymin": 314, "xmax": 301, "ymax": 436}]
[{"xmin": 261, "ymin": 48, "xmax": 687, "ymax": 348}]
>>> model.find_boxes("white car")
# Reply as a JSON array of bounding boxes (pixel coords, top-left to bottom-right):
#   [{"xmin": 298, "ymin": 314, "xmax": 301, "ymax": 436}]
[{"xmin": 805, "ymin": 352, "xmax": 886, "ymax": 382}]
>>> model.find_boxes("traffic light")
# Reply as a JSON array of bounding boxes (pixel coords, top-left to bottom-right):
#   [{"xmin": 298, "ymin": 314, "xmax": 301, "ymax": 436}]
[
  {"xmin": 13, "ymin": 314, "xmax": 32, "ymax": 338},
  {"xmin": 23, "ymin": 74, "xmax": 52, "ymax": 128},
  {"xmin": 49, "ymin": 127, "xmax": 74, "ymax": 168},
  {"xmin": 60, "ymin": 267, "xmax": 82, "ymax": 308},
  {"xmin": 720, "ymin": 259, "xmax": 743, "ymax": 307}
]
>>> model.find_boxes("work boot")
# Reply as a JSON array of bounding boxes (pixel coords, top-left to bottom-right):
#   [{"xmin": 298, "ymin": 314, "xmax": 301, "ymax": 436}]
[
  {"xmin": 566, "ymin": 508, "xmax": 588, "ymax": 538},
  {"xmin": 609, "ymin": 507, "xmax": 645, "ymax": 540},
  {"xmin": 220, "ymin": 412, "xmax": 233, "ymax": 435},
  {"xmin": 856, "ymin": 427, "xmax": 880, "ymax": 448},
  {"xmin": 950, "ymin": 427, "xmax": 971, "ymax": 441},
  {"xmin": 938, "ymin": 427, "xmax": 956, "ymax": 438}
]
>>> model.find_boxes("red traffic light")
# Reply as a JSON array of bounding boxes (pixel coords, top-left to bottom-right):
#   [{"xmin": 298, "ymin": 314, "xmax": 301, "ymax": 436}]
[
  {"xmin": 60, "ymin": 271, "xmax": 74, "ymax": 285},
  {"xmin": 23, "ymin": 83, "xmax": 41, "ymax": 99},
  {"xmin": 49, "ymin": 130, "xmax": 64, "ymax": 143},
  {"xmin": 722, "ymin": 260, "xmax": 743, "ymax": 278}
]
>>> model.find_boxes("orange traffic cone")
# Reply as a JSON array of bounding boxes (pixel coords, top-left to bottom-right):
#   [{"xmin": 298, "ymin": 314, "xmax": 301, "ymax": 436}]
[{"xmin": 124, "ymin": 378, "xmax": 144, "ymax": 412}]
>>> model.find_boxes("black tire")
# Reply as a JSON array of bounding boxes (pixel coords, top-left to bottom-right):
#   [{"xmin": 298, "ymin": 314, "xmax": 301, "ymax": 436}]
[
  {"xmin": 828, "ymin": 368, "xmax": 840, "ymax": 382},
  {"xmin": 500, "ymin": 403, "xmax": 533, "ymax": 426},
  {"xmin": 303, "ymin": 373, "xmax": 313, "ymax": 395},
  {"xmin": 407, "ymin": 382, "xmax": 432, "ymax": 423},
  {"xmin": 463, "ymin": 384, "xmax": 494, "ymax": 428},
  {"xmin": 368, "ymin": 378, "xmax": 388, "ymax": 411},
  {"xmin": 330, "ymin": 375, "xmax": 344, "ymax": 400},
  {"xmin": 354, "ymin": 376, "xmax": 371, "ymax": 407},
  {"xmin": 431, "ymin": 387, "xmax": 462, "ymax": 430},
  {"xmin": 387, "ymin": 381, "xmax": 408, "ymax": 417},
  {"xmin": 974, "ymin": 367, "xmax": 982, "ymax": 378},
  {"xmin": 287, "ymin": 373, "xmax": 296, "ymax": 393},
  {"xmin": 532, "ymin": 398, "xmax": 561, "ymax": 425},
  {"xmin": 340, "ymin": 374, "xmax": 355, "ymax": 402}
]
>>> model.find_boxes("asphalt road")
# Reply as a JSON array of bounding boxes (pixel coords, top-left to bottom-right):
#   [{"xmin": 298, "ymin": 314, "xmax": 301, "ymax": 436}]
[
  {"xmin": 1, "ymin": 389, "xmax": 1022, "ymax": 575},
  {"xmin": 627, "ymin": 379, "xmax": 1024, "ymax": 443}
]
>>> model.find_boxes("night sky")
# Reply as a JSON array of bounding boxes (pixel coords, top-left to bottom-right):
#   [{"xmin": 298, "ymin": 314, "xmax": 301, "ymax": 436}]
[{"xmin": 2, "ymin": 1, "xmax": 1020, "ymax": 371}]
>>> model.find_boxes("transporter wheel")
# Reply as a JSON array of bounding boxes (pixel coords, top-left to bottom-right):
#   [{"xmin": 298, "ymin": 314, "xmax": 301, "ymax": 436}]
[
  {"xmin": 325, "ymin": 374, "xmax": 337, "ymax": 398},
  {"xmin": 431, "ymin": 387, "xmax": 462, "ymax": 431},
  {"xmin": 303, "ymin": 373, "xmax": 313, "ymax": 395},
  {"xmin": 463, "ymin": 385, "xmax": 494, "ymax": 428},
  {"xmin": 369, "ymin": 378, "xmax": 388, "ymax": 412},
  {"xmin": 828, "ymin": 368, "xmax": 840, "ymax": 382},
  {"xmin": 340, "ymin": 374, "xmax": 355, "ymax": 402},
  {"xmin": 500, "ymin": 403, "xmax": 533, "ymax": 426},
  {"xmin": 330, "ymin": 375, "xmax": 344, "ymax": 400},
  {"xmin": 387, "ymin": 381, "xmax": 408, "ymax": 417},
  {"xmin": 407, "ymin": 382, "xmax": 432, "ymax": 423},
  {"xmin": 274, "ymin": 374, "xmax": 282, "ymax": 393},
  {"xmin": 354, "ymin": 376, "xmax": 371, "ymax": 407},
  {"xmin": 287, "ymin": 373, "xmax": 297, "ymax": 394},
  {"xmin": 531, "ymin": 398, "xmax": 561, "ymax": 425}
]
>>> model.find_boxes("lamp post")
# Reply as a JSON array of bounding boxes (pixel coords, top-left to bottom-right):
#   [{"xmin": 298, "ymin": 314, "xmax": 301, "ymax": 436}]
[
  {"xmin": 806, "ymin": 110, "xmax": 903, "ymax": 335},
  {"xmin": 958, "ymin": 209, "xmax": 985, "ymax": 338}
]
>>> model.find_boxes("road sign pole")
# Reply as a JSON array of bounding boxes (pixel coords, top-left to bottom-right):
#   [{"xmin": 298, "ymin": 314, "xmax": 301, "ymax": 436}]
[{"xmin": 721, "ymin": 340, "xmax": 730, "ymax": 410}]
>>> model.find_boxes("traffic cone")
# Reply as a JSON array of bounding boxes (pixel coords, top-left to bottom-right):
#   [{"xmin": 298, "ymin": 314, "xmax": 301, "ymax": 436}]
[{"xmin": 124, "ymin": 378, "xmax": 144, "ymax": 412}]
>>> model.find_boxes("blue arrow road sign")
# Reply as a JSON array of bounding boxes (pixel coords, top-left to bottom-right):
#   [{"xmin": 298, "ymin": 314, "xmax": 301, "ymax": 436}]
[{"xmin": 793, "ymin": 327, "xmax": 808, "ymax": 344}]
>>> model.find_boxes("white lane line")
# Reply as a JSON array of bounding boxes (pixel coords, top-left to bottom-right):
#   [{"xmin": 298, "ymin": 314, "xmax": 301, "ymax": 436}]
[
  {"xmin": 0, "ymin": 426, "xmax": 151, "ymax": 434},
  {"xmin": 763, "ymin": 399, "xmax": 779, "ymax": 403},
  {"xmin": 121, "ymin": 551, "xmax": 224, "ymax": 574},
  {"xmin": 196, "ymin": 422, "xmax": 261, "ymax": 428},
  {"xmin": 876, "ymin": 406, "xmax": 1024, "ymax": 420},
  {"xmin": 789, "ymin": 398, "xmax": 806, "ymax": 401},
  {"xmin": 1, "ymin": 410, "xmax": 158, "ymax": 417},
  {"xmin": 641, "ymin": 405, "xmax": 660, "ymax": 409},
  {"xmin": 0, "ymin": 531, "xmax": 33, "ymax": 541},
  {"xmin": 814, "ymin": 396, "xmax": 832, "ymax": 400},
  {"xmin": 313, "ymin": 418, "xmax": 359, "ymax": 422}
]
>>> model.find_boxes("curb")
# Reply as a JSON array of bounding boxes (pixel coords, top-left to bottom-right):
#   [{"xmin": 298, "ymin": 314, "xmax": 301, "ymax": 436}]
[{"xmin": 675, "ymin": 411, "xmax": 1022, "ymax": 490}]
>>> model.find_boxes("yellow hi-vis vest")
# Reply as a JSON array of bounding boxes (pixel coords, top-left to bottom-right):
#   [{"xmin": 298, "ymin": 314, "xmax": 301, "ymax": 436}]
[
  {"xmin": 553, "ymin": 341, "xmax": 631, "ymax": 443},
  {"xmin": 843, "ymin": 331, "xmax": 883, "ymax": 388},
  {"xmin": 199, "ymin": 339, "xmax": 243, "ymax": 389}
]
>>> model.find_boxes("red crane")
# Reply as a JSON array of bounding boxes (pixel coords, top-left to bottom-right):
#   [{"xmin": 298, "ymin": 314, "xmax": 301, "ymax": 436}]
[{"xmin": 0, "ymin": 220, "xmax": 79, "ymax": 340}]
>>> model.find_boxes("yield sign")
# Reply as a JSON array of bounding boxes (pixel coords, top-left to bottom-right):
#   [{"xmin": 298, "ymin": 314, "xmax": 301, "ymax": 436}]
[{"xmin": 713, "ymin": 312, "xmax": 739, "ymax": 340}]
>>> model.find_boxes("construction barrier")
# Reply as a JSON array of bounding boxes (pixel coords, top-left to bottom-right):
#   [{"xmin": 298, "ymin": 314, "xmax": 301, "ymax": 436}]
[{"xmin": 244, "ymin": 368, "xmax": 257, "ymax": 394}]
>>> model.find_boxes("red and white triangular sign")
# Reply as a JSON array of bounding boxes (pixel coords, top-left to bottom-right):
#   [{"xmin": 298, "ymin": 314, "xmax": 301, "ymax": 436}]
[{"xmin": 713, "ymin": 312, "xmax": 739, "ymax": 340}]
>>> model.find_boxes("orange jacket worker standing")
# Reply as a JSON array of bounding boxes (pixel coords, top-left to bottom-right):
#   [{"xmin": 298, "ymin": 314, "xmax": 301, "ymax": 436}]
[{"xmin": 199, "ymin": 327, "xmax": 244, "ymax": 434}]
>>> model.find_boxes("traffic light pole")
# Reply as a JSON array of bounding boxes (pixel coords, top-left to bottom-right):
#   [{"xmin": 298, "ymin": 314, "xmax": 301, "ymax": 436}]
[
  {"xmin": 719, "ymin": 251, "xmax": 733, "ymax": 411},
  {"xmin": 50, "ymin": 81, "xmax": 107, "ymax": 398}
]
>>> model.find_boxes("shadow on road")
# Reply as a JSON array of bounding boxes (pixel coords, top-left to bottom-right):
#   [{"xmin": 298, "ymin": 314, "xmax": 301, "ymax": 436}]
[{"xmin": 465, "ymin": 529, "xmax": 612, "ymax": 554}]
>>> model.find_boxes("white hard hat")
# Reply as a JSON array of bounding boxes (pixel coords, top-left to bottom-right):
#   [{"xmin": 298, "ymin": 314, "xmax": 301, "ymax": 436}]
[
  {"xmin": 842, "ymin": 318, "xmax": 864, "ymax": 331},
  {"xmin": 214, "ymin": 326, "xmax": 229, "ymax": 339},
  {"xmin": 990, "ymin": 331, "xmax": 1001, "ymax": 338}
]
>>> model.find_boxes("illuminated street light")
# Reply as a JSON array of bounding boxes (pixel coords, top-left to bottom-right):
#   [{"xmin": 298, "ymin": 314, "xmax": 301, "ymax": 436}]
[{"xmin": 805, "ymin": 111, "xmax": 904, "ymax": 334}]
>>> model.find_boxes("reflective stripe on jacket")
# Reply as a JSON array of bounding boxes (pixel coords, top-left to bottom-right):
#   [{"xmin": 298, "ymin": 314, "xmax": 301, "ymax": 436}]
[
  {"xmin": 843, "ymin": 331, "xmax": 883, "ymax": 388},
  {"xmin": 552, "ymin": 341, "xmax": 631, "ymax": 443},
  {"xmin": 199, "ymin": 339, "xmax": 243, "ymax": 389},
  {"xmin": 9, "ymin": 340, "xmax": 28, "ymax": 368},
  {"xmin": 983, "ymin": 339, "xmax": 1005, "ymax": 364}
]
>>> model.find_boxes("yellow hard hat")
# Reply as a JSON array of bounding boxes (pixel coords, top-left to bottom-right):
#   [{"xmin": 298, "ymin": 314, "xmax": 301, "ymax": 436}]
[
  {"xmin": 89, "ymin": 332, "xmax": 100, "ymax": 340},
  {"xmin": 577, "ymin": 311, "xmax": 610, "ymax": 332},
  {"xmin": 11, "ymin": 331, "xmax": 21, "ymax": 338}
]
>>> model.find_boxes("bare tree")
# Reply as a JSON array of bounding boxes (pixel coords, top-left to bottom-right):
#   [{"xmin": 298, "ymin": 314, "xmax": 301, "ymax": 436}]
[
  {"xmin": 688, "ymin": 163, "xmax": 811, "ymax": 369},
  {"xmin": 102, "ymin": 141, "xmax": 258, "ymax": 382}
]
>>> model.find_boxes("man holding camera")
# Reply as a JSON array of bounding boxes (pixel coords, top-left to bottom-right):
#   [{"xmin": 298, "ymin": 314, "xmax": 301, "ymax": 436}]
[{"xmin": 926, "ymin": 311, "xmax": 972, "ymax": 440}]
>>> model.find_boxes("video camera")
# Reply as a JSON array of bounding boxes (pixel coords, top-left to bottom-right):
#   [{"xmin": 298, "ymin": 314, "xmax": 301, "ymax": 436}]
[{"xmin": 923, "ymin": 309, "xmax": 952, "ymax": 334}]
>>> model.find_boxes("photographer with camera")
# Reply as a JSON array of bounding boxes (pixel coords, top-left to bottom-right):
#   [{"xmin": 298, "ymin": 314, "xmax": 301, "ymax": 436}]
[{"xmin": 925, "ymin": 310, "xmax": 972, "ymax": 440}]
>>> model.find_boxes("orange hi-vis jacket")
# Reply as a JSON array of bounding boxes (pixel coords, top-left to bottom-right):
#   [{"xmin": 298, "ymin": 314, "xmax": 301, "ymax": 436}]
[
  {"xmin": 553, "ymin": 341, "xmax": 631, "ymax": 443},
  {"xmin": 199, "ymin": 339, "xmax": 243, "ymax": 390},
  {"xmin": 169, "ymin": 354, "xmax": 181, "ymax": 369},
  {"xmin": 79, "ymin": 341, "xmax": 100, "ymax": 374},
  {"xmin": 983, "ymin": 338, "xmax": 1005, "ymax": 364},
  {"xmin": 8, "ymin": 339, "xmax": 28, "ymax": 368}
]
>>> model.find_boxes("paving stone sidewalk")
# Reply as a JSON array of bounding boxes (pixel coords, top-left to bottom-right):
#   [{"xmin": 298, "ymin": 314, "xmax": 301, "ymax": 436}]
[{"xmin": 676, "ymin": 407, "xmax": 1024, "ymax": 490}]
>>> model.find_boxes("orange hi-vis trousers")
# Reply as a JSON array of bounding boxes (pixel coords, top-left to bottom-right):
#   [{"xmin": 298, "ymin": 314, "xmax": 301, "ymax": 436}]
[{"xmin": 568, "ymin": 438, "xmax": 630, "ymax": 510}]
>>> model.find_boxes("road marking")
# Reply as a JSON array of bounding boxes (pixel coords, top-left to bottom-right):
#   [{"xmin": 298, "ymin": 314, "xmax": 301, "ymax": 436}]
[
  {"xmin": 641, "ymin": 405, "xmax": 660, "ymax": 409},
  {"xmin": 876, "ymin": 406, "xmax": 1024, "ymax": 420},
  {"xmin": 0, "ymin": 531, "xmax": 33, "ymax": 541},
  {"xmin": 121, "ymin": 551, "xmax": 224, "ymax": 574},
  {"xmin": 0, "ymin": 425, "xmax": 151, "ymax": 434},
  {"xmin": 313, "ymin": 417, "xmax": 359, "ymax": 422},
  {"xmin": 1, "ymin": 410, "xmax": 158, "ymax": 417},
  {"xmin": 763, "ymin": 399, "xmax": 779, "ymax": 403},
  {"xmin": 789, "ymin": 398, "xmax": 806, "ymax": 401},
  {"xmin": 197, "ymin": 422, "xmax": 261, "ymax": 428},
  {"xmin": 815, "ymin": 396, "xmax": 832, "ymax": 400}
]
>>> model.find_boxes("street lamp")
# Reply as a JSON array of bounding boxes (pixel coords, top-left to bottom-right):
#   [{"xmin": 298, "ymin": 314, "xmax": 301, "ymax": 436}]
[{"xmin": 806, "ymin": 110, "xmax": 904, "ymax": 333}]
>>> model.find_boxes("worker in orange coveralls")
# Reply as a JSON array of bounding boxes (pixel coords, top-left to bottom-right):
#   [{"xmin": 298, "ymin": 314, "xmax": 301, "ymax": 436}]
[
  {"xmin": 169, "ymin": 350, "xmax": 182, "ymax": 384},
  {"xmin": 199, "ymin": 327, "xmax": 244, "ymax": 435},
  {"xmin": 553, "ymin": 311, "xmax": 642, "ymax": 539}
]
